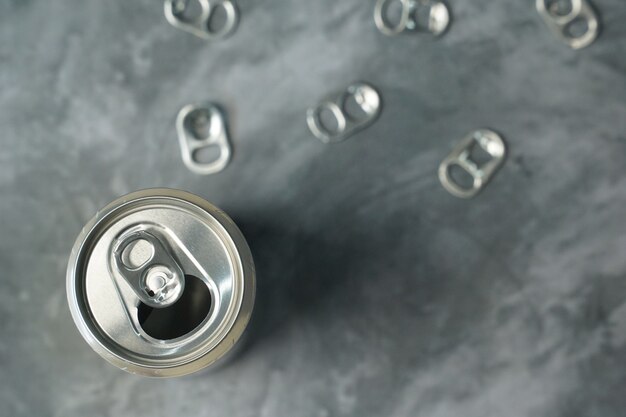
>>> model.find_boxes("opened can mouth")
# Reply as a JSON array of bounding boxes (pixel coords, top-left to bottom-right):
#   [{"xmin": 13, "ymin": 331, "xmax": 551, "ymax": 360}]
[{"xmin": 66, "ymin": 188, "xmax": 255, "ymax": 377}]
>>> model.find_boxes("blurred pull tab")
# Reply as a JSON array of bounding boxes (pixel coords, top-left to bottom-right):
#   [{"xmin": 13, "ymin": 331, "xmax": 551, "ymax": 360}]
[
  {"xmin": 536, "ymin": 0, "xmax": 599, "ymax": 49},
  {"xmin": 176, "ymin": 103, "xmax": 232, "ymax": 175},
  {"xmin": 164, "ymin": 0, "xmax": 239, "ymax": 40},
  {"xmin": 375, "ymin": 0, "xmax": 450, "ymax": 37},
  {"xmin": 307, "ymin": 82, "xmax": 381, "ymax": 144},
  {"xmin": 438, "ymin": 129, "xmax": 507, "ymax": 198}
]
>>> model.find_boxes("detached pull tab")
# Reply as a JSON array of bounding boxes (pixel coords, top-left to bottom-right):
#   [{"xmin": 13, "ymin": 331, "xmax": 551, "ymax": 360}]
[
  {"xmin": 164, "ymin": 0, "xmax": 239, "ymax": 40},
  {"xmin": 112, "ymin": 229, "xmax": 185, "ymax": 308},
  {"xmin": 307, "ymin": 82, "xmax": 381, "ymax": 144},
  {"xmin": 176, "ymin": 103, "xmax": 232, "ymax": 175},
  {"xmin": 374, "ymin": 0, "xmax": 450, "ymax": 37},
  {"xmin": 438, "ymin": 129, "xmax": 507, "ymax": 198},
  {"xmin": 536, "ymin": 0, "xmax": 599, "ymax": 49}
]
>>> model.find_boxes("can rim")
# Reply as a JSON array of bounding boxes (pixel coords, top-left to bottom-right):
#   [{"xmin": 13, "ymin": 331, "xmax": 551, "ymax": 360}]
[{"xmin": 66, "ymin": 188, "xmax": 256, "ymax": 377}]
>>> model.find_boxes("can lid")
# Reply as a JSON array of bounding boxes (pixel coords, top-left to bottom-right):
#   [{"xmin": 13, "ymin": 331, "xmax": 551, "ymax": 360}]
[{"xmin": 66, "ymin": 189, "xmax": 255, "ymax": 377}]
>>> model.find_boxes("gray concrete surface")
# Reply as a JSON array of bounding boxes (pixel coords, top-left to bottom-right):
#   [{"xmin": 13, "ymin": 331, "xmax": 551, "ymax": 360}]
[{"xmin": 1, "ymin": 0, "xmax": 626, "ymax": 416}]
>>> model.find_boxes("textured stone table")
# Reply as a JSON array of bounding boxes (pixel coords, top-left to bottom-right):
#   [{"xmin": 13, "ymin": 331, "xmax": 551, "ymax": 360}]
[{"xmin": 1, "ymin": 0, "xmax": 625, "ymax": 416}]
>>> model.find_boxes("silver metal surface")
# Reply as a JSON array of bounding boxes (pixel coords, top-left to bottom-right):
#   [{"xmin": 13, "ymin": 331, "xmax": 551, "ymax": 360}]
[
  {"xmin": 306, "ymin": 82, "xmax": 381, "ymax": 144},
  {"xmin": 66, "ymin": 188, "xmax": 256, "ymax": 377},
  {"xmin": 438, "ymin": 129, "xmax": 507, "ymax": 199},
  {"xmin": 164, "ymin": 0, "xmax": 239, "ymax": 40},
  {"xmin": 176, "ymin": 102, "xmax": 232, "ymax": 175},
  {"xmin": 112, "ymin": 228, "xmax": 185, "ymax": 308},
  {"xmin": 374, "ymin": 0, "xmax": 450, "ymax": 37},
  {"xmin": 536, "ymin": 0, "xmax": 599, "ymax": 49}
]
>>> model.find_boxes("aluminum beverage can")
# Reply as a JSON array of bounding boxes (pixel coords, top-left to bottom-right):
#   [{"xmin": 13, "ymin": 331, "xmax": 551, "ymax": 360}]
[{"xmin": 66, "ymin": 188, "xmax": 255, "ymax": 377}]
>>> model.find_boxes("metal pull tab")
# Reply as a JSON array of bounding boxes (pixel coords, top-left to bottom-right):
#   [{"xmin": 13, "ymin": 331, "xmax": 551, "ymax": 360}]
[
  {"xmin": 176, "ymin": 103, "xmax": 232, "ymax": 175},
  {"xmin": 164, "ymin": 0, "xmax": 239, "ymax": 40},
  {"xmin": 438, "ymin": 129, "xmax": 507, "ymax": 198},
  {"xmin": 374, "ymin": 0, "xmax": 450, "ymax": 36},
  {"xmin": 307, "ymin": 82, "xmax": 381, "ymax": 144},
  {"xmin": 112, "ymin": 229, "xmax": 185, "ymax": 308},
  {"xmin": 536, "ymin": 0, "xmax": 599, "ymax": 49}
]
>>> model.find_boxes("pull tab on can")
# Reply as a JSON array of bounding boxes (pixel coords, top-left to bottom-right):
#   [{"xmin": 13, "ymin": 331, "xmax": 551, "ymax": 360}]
[
  {"xmin": 438, "ymin": 129, "xmax": 507, "ymax": 198},
  {"xmin": 536, "ymin": 0, "xmax": 599, "ymax": 49},
  {"xmin": 112, "ymin": 228, "xmax": 185, "ymax": 308},
  {"xmin": 164, "ymin": 0, "xmax": 239, "ymax": 40},
  {"xmin": 374, "ymin": 0, "xmax": 450, "ymax": 37}
]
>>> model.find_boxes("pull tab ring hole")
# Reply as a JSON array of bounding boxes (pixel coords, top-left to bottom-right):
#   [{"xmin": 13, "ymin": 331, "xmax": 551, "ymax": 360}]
[
  {"xmin": 377, "ymin": 0, "xmax": 408, "ymax": 31},
  {"xmin": 316, "ymin": 104, "xmax": 345, "ymax": 135},
  {"xmin": 192, "ymin": 145, "xmax": 223, "ymax": 164},
  {"xmin": 448, "ymin": 164, "xmax": 476, "ymax": 190},
  {"xmin": 121, "ymin": 239, "xmax": 154, "ymax": 269},
  {"xmin": 565, "ymin": 16, "xmax": 590, "ymax": 39},
  {"xmin": 384, "ymin": 0, "xmax": 407, "ymax": 27},
  {"xmin": 207, "ymin": 2, "xmax": 233, "ymax": 33}
]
